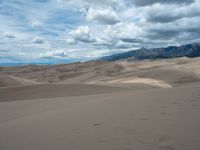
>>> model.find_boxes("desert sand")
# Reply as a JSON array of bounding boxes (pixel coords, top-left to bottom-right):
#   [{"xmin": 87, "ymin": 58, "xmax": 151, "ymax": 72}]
[{"xmin": 0, "ymin": 57, "xmax": 200, "ymax": 150}]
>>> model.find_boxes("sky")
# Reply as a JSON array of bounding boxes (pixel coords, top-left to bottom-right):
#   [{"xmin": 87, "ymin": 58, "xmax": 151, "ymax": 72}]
[{"xmin": 0, "ymin": 0, "xmax": 200, "ymax": 64}]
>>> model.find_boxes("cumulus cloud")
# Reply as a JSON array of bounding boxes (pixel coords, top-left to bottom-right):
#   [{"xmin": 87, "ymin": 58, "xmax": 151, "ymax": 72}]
[
  {"xmin": 40, "ymin": 50, "xmax": 68, "ymax": 58},
  {"xmin": 143, "ymin": 15, "xmax": 200, "ymax": 44},
  {"xmin": 144, "ymin": 2, "xmax": 200, "ymax": 23},
  {"xmin": 87, "ymin": 8, "xmax": 120, "ymax": 25},
  {"xmin": 105, "ymin": 22, "xmax": 143, "ymax": 41},
  {"xmin": 69, "ymin": 26, "xmax": 97, "ymax": 43},
  {"xmin": 66, "ymin": 38, "xmax": 77, "ymax": 45}
]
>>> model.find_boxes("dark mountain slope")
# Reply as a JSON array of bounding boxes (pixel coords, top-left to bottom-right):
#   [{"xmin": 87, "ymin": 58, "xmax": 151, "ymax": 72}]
[{"xmin": 101, "ymin": 43, "xmax": 200, "ymax": 61}]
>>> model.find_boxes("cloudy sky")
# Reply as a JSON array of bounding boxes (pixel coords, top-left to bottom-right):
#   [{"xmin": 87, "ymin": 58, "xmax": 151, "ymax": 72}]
[{"xmin": 0, "ymin": 0, "xmax": 200, "ymax": 64}]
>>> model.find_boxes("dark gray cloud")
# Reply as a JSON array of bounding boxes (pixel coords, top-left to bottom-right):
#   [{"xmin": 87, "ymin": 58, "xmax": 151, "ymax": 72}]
[
  {"xmin": 146, "ymin": 12, "xmax": 181, "ymax": 23},
  {"xmin": 126, "ymin": 0, "xmax": 200, "ymax": 48},
  {"xmin": 142, "ymin": 16, "xmax": 200, "ymax": 46},
  {"xmin": 33, "ymin": 38, "xmax": 45, "ymax": 44},
  {"xmin": 146, "ymin": 29, "xmax": 181, "ymax": 40},
  {"xmin": 3, "ymin": 33, "xmax": 16, "ymax": 39},
  {"xmin": 145, "ymin": 2, "xmax": 200, "ymax": 23},
  {"xmin": 133, "ymin": 0, "xmax": 195, "ymax": 6},
  {"xmin": 121, "ymin": 38, "xmax": 143, "ymax": 43}
]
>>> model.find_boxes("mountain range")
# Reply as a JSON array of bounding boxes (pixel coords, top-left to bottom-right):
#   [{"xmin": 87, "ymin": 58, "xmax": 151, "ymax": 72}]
[{"xmin": 101, "ymin": 43, "xmax": 200, "ymax": 61}]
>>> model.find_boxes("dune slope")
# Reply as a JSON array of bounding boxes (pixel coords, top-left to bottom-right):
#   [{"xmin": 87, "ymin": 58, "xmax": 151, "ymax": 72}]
[
  {"xmin": 0, "ymin": 57, "xmax": 200, "ymax": 150},
  {"xmin": 0, "ymin": 83, "xmax": 200, "ymax": 150},
  {"xmin": 0, "ymin": 83, "xmax": 123, "ymax": 102}
]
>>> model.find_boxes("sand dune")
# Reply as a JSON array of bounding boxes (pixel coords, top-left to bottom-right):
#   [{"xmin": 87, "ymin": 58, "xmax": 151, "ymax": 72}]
[
  {"xmin": 0, "ymin": 75, "xmax": 40, "ymax": 87},
  {"xmin": 0, "ymin": 57, "xmax": 200, "ymax": 150},
  {"xmin": 1, "ymin": 57, "xmax": 200, "ymax": 86},
  {"xmin": 87, "ymin": 76, "xmax": 172, "ymax": 88},
  {"xmin": 108, "ymin": 77, "xmax": 172, "ymax": 88},
  {"xmin": 0, "ymin": 83, "xmax": 200, "ymax": 150},
  {"xmin": 0, "ymin": 83, "xmax": 123, "ymax": 102}
]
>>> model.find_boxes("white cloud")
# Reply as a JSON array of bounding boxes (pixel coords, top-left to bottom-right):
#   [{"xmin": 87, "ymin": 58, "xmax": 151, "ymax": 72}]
[
  {"xmin": 87, "ymin": 8, "xmax": 120, "ymax": 25},
  {"xmin": 105, "ymin": 22, "xmax": 143, "ymax": 40},
  {"xmin": 40, "ymin": 50, "xmax": 68, "ymax": 58},
  {"xmin": 66, "ymin": 38, "xmax": 77, "ymax": 44},
  {"xmin": 69, "ymin": 26, "xmax": 97, "ymax": 43}
]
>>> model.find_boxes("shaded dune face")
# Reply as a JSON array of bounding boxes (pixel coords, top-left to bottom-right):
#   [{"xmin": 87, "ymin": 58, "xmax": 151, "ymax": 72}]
[
  {"xmin": 0, "ymin": 75, "xmax": 40, "ymax": 87},
  {"xmin": 0, "ymin": 83, "xmax": 123, "ymax": 102}
]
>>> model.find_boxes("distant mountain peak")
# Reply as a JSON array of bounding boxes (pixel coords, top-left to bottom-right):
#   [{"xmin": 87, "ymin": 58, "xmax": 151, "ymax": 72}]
[{"xmin": 100, "ymin": 43, "xmax": 200, "ymax": 61}]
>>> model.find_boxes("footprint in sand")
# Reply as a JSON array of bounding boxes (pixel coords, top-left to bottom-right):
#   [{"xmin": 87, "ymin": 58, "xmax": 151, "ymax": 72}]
[
  {"xmin": 98, "ymin": 140, "xmax": 109, "ymax": 143},
  {"xmin": 160, "ymin": 112, "xmax": 166, "ymax": 115},
  {"xmin": 172, "ymin": 102, "xmax": 178, "ymax": 105},
  {"xmin": 158, "ymin": 144, "xmax": 175, "ymax": 150},
  {"xmin": 129, "ymin": 129, "xmax": 135, "ymax": 132},
  {"xmin": 189, "ymin": 99, "xmax": 195, "ymax": 102},
  {"xmin": 157, "ymin": 135, "xmax": 176, "ymax": 150},
  {"xmin": 93, "ymin": 123, "xmax": 102, "ymax": 127}
]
